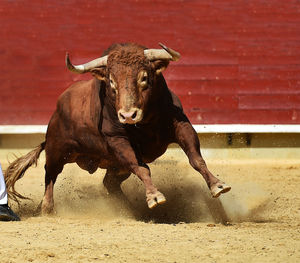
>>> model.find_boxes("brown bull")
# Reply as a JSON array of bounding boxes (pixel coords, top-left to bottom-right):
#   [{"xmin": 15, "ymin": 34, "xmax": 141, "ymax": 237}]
[{"xmin": 5, "ymin": 43, "xmax": 230, "ymax": 214}]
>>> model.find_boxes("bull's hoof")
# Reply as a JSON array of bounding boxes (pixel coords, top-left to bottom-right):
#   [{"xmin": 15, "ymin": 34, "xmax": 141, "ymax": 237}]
[
  {"xmin": 41, "ymin": 206, "xmax": 54, "ymax": 215},
  {"xmin": 210, "ymin": 182, "xmax": 231, "ymax": 198},
  {"xmin": 146, "ymin": 191, "xmax": 166, "ymax": 209},
  {"xmin": 41, "ymin": 200, "xmax": 55, "ymax": 215}
]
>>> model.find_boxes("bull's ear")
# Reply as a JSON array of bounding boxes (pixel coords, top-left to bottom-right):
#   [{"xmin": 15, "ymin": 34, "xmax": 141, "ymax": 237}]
[
  {"xmin": 91, "ymin": 67, "xmax": 107, "ymax": 81},
  {"xmin": 152, "ymin": 60, "xmax": 170, "ymax": 75}
]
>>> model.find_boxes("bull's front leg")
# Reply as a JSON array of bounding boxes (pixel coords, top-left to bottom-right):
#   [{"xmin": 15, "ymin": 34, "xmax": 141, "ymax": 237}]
[
  {"xmin": 107, "ymin": 136, "xmax": 166, "ymax": 209},
  {"xmin": 174, "ymin": 121, "xmax": 231, "ymax": 198}
]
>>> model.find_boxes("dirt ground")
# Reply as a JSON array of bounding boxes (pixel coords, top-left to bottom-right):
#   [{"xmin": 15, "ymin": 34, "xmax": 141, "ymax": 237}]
[{"xmin": 0, "ymin": 148, "xmax": 299, "ymax": 263}]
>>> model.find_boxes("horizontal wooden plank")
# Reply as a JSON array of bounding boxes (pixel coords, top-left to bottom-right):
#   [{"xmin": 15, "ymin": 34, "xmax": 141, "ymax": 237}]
[
  {"xmin": 0, "ymin": 80, "xmax": 70, "ymax": 97},
  {"xmin": 168, "ymin": 80, "xmax": 238, "ymax": 95},
  {"xmin": 186, "ymin": 109, "xmax": 300, "ymax": 125},
  {"xmin": 180, "ymin": 95, "xmax": 238, "ymax": 110},
  {"xmin": 186, "ymin": 110, "xmax": 239, "ymax": 124},
  {"xmin": 165, "ymin": 65, "xmax": 238, "ymax": 81},
  {"xmin": 239, "ymin": 80, "xmax": 300, "ymax": 94},
  {"xmin": 239, "ymin": 65, "xmax": 300, "ymax": 80},
  {"xmin": 0, "ymin": 96, "xmax": 57, "ymax": 112},
  {"xmin": 237, "ymin": 41, "xmax": 300, "ymax": 57},
  {"xmin": 239, "ymin": 110, "xmax": 300, "ymax": 124},
  {"xmin": 239, "ymin": 95, "xmax": 300, "ymax": 110},
  {"xmin": 239, "ymin": 56, "xmax": 300, "ymax": 66},
  {"xmin": 0, "ymin": 111, "xmax": 53, "ymax": 125}
]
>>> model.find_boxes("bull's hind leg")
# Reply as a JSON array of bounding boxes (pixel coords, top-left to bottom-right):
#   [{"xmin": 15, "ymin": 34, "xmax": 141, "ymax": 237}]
[
  {"xmin": 174, "ymin": 121, "xmax": 231, "ymax": 197},
  {"xmin": 103, "ymin": 168, "xmax": 131, "ymax": 196},
  {"xmin": 41, "ymin": 156, "xmax": 64, "ymax": 215},
  {"xmin": 103, "ymin": 168, "xmax": 142, "ymax": 217}
]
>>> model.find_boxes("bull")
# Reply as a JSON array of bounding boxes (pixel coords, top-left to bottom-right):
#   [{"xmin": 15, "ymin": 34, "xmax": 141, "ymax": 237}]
[{"xmin": 5, "ymin": 43, "xmax": 231, "ymax": 214}]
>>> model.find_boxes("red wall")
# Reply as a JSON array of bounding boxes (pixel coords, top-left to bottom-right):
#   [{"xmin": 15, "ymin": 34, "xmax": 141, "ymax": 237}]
[{"xmin": 1, "ymin": 0, "xmax": 300, "ymax": 125}]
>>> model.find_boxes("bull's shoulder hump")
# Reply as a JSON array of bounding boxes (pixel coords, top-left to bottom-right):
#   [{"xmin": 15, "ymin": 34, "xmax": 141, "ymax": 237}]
[
  {"xmin": 65, "ymin": 79, "xmax": 95, "ymax": 93},
  {"xmin": 58, "ymin": 79, "xmax": 96, "ymax": 100},
  {"xmin": 55, "ymin": 78, "xmax": 102, "ymax": 127},
  {"xmin": 168, "ymin": 88, "xmax": 183, "ymax": 109},
  {"xmin": 56, "ymin": 79, "xmax": 101, "ymax": 111}
]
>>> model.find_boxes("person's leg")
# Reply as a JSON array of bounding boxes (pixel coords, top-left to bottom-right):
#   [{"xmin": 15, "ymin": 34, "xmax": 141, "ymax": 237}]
[
  {"xmin": 0, "ymin": 164, "xmax": 8, "ymax": 205},
  {"xmin": 0, "ymin": 164, "xmax": 20, "ymax": 221}
]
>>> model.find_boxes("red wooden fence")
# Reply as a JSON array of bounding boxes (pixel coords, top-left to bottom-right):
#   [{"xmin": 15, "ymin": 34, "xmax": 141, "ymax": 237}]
[{"xmin": 0, "ymin": 0, "xmax": 300, "ymax": 125}]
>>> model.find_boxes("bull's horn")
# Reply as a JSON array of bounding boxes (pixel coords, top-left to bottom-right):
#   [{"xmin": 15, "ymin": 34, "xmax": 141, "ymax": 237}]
[
  {"xmin": 144, "ymin": 43, "xmax": 181, "ymax": 61},
  {"xmin": 65, "ymin": 53, "xmax": 108, "ymax": 74}
]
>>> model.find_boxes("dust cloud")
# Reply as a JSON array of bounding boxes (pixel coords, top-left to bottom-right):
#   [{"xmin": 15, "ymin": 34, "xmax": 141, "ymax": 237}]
[{"xmin": 13, "ymin": 157, "xmax": 270, "ymax": 225}]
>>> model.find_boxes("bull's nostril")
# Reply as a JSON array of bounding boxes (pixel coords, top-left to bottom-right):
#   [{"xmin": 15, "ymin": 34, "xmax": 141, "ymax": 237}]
[
  {"xmin": 132, "ymin": 111, "xmax": 137, "ymax": 119},
  {"xmin": 119, "ymin": 113, "xmax": 126, "ymax": 120}
]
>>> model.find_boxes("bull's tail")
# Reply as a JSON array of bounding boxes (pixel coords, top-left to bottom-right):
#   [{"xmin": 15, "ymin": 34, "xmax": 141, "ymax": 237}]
[{"xmin": 4, "ymin": 142, "xmax": 46, "ymax": 203}]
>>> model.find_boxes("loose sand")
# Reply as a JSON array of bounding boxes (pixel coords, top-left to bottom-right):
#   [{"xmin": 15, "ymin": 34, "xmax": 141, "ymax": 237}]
[{"xmin": 0, "ymin": 148, "xmax": 299, "ymax": 263}]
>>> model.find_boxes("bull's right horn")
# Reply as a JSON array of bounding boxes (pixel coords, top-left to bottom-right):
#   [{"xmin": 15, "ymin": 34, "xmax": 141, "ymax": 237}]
[
  {"xmin": 65, "ymin": 53, "xmax": 108, "ymax": 74},
  {"xmin": 144, "ymin": 43, "xmax": 181, "ymax": 62}
]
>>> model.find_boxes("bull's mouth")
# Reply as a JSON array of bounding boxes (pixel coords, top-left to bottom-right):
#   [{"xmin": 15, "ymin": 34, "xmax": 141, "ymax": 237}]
[{"xmin": 118, "ymin": 108, "xmax": 143, "ymax": 124}]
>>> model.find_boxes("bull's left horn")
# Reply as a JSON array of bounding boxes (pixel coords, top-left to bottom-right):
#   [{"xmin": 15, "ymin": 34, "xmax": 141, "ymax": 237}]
[
  {"xmin": 144, "ymin": 43, "xmax": 181, "ymax": 61},
  {"xmin": 65, "ymin": 53, "xmax": 108, "ymax": 74}
]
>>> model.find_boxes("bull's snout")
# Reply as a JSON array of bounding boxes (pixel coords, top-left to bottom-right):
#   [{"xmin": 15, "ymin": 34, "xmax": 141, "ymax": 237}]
[{"xmin": 118, "ymin": 108, "xmax": 143, "ymax": 124}]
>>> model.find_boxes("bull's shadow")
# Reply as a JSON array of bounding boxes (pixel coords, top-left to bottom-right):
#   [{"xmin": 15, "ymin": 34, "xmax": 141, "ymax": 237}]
[
  {"xmin": 121, "ymin": 159, "xmax": 271, "ymax": 224},
  {"xmin": 123, "ymin": 180, "xmax": 230, "ymax": 224}
]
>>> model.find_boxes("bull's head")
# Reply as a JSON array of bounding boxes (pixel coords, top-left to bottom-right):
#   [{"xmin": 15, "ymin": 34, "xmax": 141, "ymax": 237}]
[{"xmin": 66, "ymin": 43, "xmax": 180, "ymax": 124}]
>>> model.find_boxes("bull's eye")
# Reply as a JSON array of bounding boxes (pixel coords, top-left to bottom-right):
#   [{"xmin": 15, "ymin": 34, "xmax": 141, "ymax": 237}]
[
  {"xmin": 141, "ymin": 75, "xmax": 147, "ymax": 83},
  {"xmin": 138, "ymin": 71, "xmax": 148, "ymax": 90},
  {"xmin": 109, "ymin": 74, "xmax": 116, "ymax": 89},
  {"xmin": 111, "ymin": 86, "xmax": 117, "ymax": 95},
  {"xmin": 109, "ymin": 78, "xmax": 118, "ymax": 95},
  {"xmin": 110, "ymin": 79, "xmax": 114, "ymax": 87}
]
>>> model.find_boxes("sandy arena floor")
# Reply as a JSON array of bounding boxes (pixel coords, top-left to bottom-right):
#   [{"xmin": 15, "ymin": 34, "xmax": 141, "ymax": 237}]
[{"xmin": 0, "ymin": 148, "xmax": 299, "ymax": 263}]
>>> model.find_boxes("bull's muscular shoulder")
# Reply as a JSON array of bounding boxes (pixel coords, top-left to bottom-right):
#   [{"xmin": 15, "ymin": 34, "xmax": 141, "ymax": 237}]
[{"xmin": 56, "ymin": 79, "xmax": 101, "ymax": 129}]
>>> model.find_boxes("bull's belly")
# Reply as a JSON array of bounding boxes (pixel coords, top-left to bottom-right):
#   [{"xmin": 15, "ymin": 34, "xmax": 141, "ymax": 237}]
[
  {"xmin": 74, "ymin": 142, "xmax": 169, "ymax": 174},
  {"xmin": 75, "ymin": 155, "xmax": 112, "ymax": 174}
]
